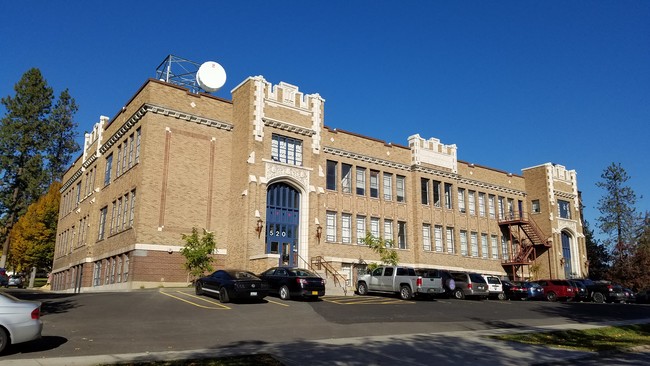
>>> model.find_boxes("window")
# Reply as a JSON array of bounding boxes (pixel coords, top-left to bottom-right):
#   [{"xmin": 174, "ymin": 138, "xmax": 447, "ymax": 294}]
[
  {"xmin": 116, "ymin": 145, "xmax": 122, "ymax": 177},
  {"xmin": 370, "ymin": 217, "xmax": 380, "ymax": 238},
  {"xmin": 356, "ymin": 167, "xmax": 366, "ymax": 195},
  {"xmin": 129, "ymin": 189, "xmax": 136, "ymax": 227},
  {"xmin": 341, "ymin": 213, "xmax": 352, "ymax": 243},
  {"xmin": 121, "ymin": 138, "xmax": 128, "ymax": 174},
  {"xmin": 98, "ymin": 206, "xmax": 107, "ymax": 240},
  {"xmin": 470, "ymin": 232, "xmax": 478, "ymax": 257},
  {"xmin": 488, "ymin": 195, "xmax": 496, "ymax": 219},
  {"xmin": 398, "ymin": 221, "xmax": 407, "ymax": 249},
  {"xmin": 116, "ymin": 198, "xmax": 122, "ymax": 233},
  {"xmin": 370, "ymin": 170, "xmax": 379, "ymax": 198},
  {"xmin": 122, "ymin": 192, "xmax": 129, "ymax": 230},
  {"xmin": 383, "ymin": 219, "xmax": 393, "ymax": 245},
  {"xmin": 272, "ymin": 134, "xmax": 303, "ymax": 165},
  {"xmin": 326, "ymin": 211, "xmax": 336, "ymax": 242},
  {"xmin": 104, "ymin": 258, "xmax": 110, "ymax": 285},
  {"xmin": 558, "ymin": 200, "xmax": 571, "ymax": 219},
  {"xmin": 111, "ymin": 257, "xmax": 116, "ymax": 283},
  {"xmin": 396, "ymin": 176, "xmax": 405, "ymax": 202},
  {"xmin": 478, "ymin": 193, "xmax": 486, "ymax": 217},
  {"xmin": 383, "ymin": 173, "xmax": 393, "ymax": 201},
  {"xmin": 117, "ymin": 257, "xmax": 122, "ymax": 283},
  {"xmin": 458, "ymin": 188, "xmax": 466, "ymax": 213},
  {"xmin": 491, "ymin": 235, "xmax": 499, "ymax": 260},
  {"xmin": 433, "ymin": 181, "xmax": 441, "ymax": 207},
  {"xmin": 481, "ymin": 233, "xmax": 488, "ymax": 259},
  {"xmin": 498, "ymin": 196, "xmax": 505, "ymax": 219},
  {"xmin": 326, "ymin": 160, "xmax": 337, "ymax": 191},
  {"xmin": 501, "ymin": 236, "xmax": 509, "ymax": 260},
  {"xmin": 123, "ymin": 254, "xmax": 130, "ymax": 281},
  {"xmin": 532, "ymin": 199, "xmax": 541, "ymax": 213},
  {"xmin": 421, "ymin": 178, "xmax": 430, "ymax": 205},
  {"xmin": 75, "ymin": 182, "xmax": 81, "ymax": 206},
  {"xmin": 128, "ymin": 133, "xmax": 135, "ymax": 169},
  {"xmin": 507, "ymin": 198, "xmax": 514, "ymax": 217},
  {"xmin": 468, "ymin": 190, "xmax": 476, "ymax": 216},
  {"xmin": 341, "ymin": 164, "xmax": 352, "ymax": 194},
  {"xmin": 434, "ymin": 225, "xmax": 443, "ymax": 252},
  {"xmin": 444, "ymin": 183, "xmax": 453, "ymax": 209},
  {"xmin": 422, "ymin": 224, "xmax": 431, "ymax": 251},
  {"xmin": 460, "ymin": 230, "xmax": 468, "ymax": 256},
  {"xmin": 110, "ymin": 201, "xmax": 116, "ymax": 235},
  {"xmin": 356, "ymin": 216, "xmax": 366, "ymax": 244},
  {"xmin": 135, "ymin": 128, "xmax": 141, "ymax": 163},
  {"xmin": 93, "ymin": 262, "xmax": 102, "ymax": 286},
  {"xmin": 445, "ymin": 227, "xmax": 455, "ymax": 254}
]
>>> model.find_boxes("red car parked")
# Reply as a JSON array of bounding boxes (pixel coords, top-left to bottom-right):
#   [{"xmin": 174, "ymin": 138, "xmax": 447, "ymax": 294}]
[{"xmin": 536, "ymin": 279, "xmax": 575, "ymax": 301}]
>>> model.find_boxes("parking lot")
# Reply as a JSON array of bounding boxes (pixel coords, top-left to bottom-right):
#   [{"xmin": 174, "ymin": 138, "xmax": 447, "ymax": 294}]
[{"xmin": 2, "ymin": 288, "xmax": 649, "ymax": 361}]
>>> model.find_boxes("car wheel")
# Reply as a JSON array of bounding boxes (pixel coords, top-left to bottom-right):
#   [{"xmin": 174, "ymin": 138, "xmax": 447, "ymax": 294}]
[
  {"xmin": 399, "ymin": 285, "xmax": 412, "ymax": 300},
  {"xmin": 357, "ymin": 282, "xmax": 368, "ymax": 296},
  {"xmin": 497, "ymin": 292, "xmax": 506, "ymax": 301},
  {"xmin": 279, "ymin": 285, "xmax": 290, "ymax": 300},
  {"xmin": 195, "ymin": 282, "xmax": 204, "ymax": 296},
  {"xmin": 219, "ymin": 287, "xmax": 230, "ymax": 303},
  {"xmin": 453, "ymin": 289, "xmax": 465, "ymax": 300},
  {"xmin": 592, "ymin": 292, "xmax": 605, "ymax": 304},
  {"xmin": 0, "ymin": 327, "xmax": 7, "ymax": 354},
  {"xmin": 546, "ymin": 291, "xmax": 557, "ymax": 302}
]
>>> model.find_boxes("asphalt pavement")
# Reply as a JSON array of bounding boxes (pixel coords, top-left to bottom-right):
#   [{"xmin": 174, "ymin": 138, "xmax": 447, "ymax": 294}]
[{"xmin": 3, "ymin": 318, "xmax": 650, "ymax": 366}]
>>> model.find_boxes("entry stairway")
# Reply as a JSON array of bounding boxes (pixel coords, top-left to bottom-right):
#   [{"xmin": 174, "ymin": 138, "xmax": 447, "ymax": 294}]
[{"xmin": 309, "ymin": 256, "xmax": 354, "ymax": 296}]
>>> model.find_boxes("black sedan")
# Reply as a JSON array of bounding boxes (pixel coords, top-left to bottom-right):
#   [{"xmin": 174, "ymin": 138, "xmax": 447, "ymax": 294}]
[
  {"xmin": 259, "ymin": 267, "xmax": 326, "ymax": 300},
  {"xmin": 195, "ymin": 269, "xmax": 268, "ymax": 303},
  {"xmin": 503, "ymin": 280, "xmax": 545, "ymax": 300}
]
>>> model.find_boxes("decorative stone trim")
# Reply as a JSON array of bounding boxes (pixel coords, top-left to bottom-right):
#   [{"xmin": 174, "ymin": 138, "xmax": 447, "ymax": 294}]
[
  {"xmin": 458, "ymin": 177, "xmax": 526, "ymax": 197},
  {"xmin": 263, "ymin": 117, "xmax": 316, "ymax": 137},
  {"xmin": 323, "ymin": 146, "xmax": 411, "ymax": 171}
]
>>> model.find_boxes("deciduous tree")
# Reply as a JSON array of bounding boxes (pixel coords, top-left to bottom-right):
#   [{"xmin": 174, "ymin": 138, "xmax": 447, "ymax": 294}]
[
  {"xmin": 180, "ymin": 228, "xmax": 216, "ymax": 281},
  {"xmin": 362, "ymin": 232, "xmax": 399, "ymax": 271}
]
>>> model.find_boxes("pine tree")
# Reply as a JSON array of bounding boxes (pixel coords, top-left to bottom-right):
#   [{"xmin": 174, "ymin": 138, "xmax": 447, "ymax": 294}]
[
  {"xmin": 583, "ymin": 220, "xmax": 610, "ymax": 280},
  {"xmin": 47, "ymin": 89, "xmax": 79, "ymax": 183}
]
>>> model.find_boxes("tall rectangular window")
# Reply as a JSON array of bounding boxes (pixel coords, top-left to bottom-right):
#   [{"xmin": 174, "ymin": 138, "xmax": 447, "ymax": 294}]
[
  {"xmin": 98, "ymin": 206, "xmax": 108, "ymax": 240},
  {"xmin": 370, "ymin": 217, "xmax": 380, "ymax": 238},
  {"xmin": 75, "ymin": 182, "xmax": 81, "ymax": 206},
  {"xmin": 123, "ymin": 254, "xmax": 130, "ymax": 281},
  {"xmin": 341, "ymin": 164, "xmax": 352, "ymax": 194},
  {"xmin": 444, "ymin": 183, "xmax": 453, "ymax": 209},
  {"xmin": 398, "ymin": 221, "xmax": 407, "ymax": 249},
  {"xmin": 558, "ymin": 200, "xmax": 571, "ymax": 219},
  {"xmin": 356, "ymin": 167, "xmax": 366, "ymax": 196},
  {"xmin": 383, "ymin": 173, "xmax": 393, "ymax": 201},
  {"xmin": 383, "ymin": 219, "xmax": 393, "ymax": 245},
  {"xmin": 128, "ymin": 133, "xmax": 135, "ymax": 169},
  {"xmin": 326, "ymin": 211, "xmax": 337, "ymax": 242},
  {"xmin": 116, "ymin": 145, "xmax": 122, "ymax": 177},
  {"xmin": 421, "ymin": 178, "xmax": 430, "ymax": 205},
  {"xmin": 458, "ymin": 188, "xmax": 466, "ymax": 213},
  {"xmin": 121, "ymin": 138, "xmax": 128, "ymax": 173},
  {"xmin": 446, "ymin": 227, "xmax": 455, "ymax": 254},
  {"xmin": 109, "ymin": 201, "xmax": 116, "ymax": 235},
  {"xmin": 129, "ymin": 189, "xmax": 136, "ymax": 227},
  {"xmin": 122, "ymin": 192, "xmax": 129, "ymax": 230},
  {"xmin": 434, "ymin": 225, "xmax": 443, "ymax": 252},
  {"xmin": 478, "ymin": 192, "xmax": 486, "ymax": 217},
  {"xmin": 491, "ymin": 235, "xmax": 499, "ymax": 260},
  {"xmin": 370, "ymin": 170, "xmax": 379, "ymax": 198},
  {"xmin": 326, "ymin": 160, "xmax": 337, "ymax": 191},
  {"xmin": 532, "ymin": 199, "xmax": 541, "ymax": 213},
  {"xmin": 356, "ymin": 215, "xmax": 366, "ymax": 244},
  {"xmin": 481, "ymin": 233, "xmax": 488, "ymax": 259},
  {"xmin": 341, "ymin": 213, "xmax": 352, "ymax": 243},
  {"xmin": 433, "ymin": 181, "xmax": 441, "ymax": 207},
  {"xmin": 507, "ymin": 198, "xmax": 514, "ymax": 217},
  {"xmin": 460, "ymin": 230, "xmax": 468, "ymax": 256},
  {"xmin": 116, "ymin": 198, "xmax": 122, "ymax": 233},
  {"xmin": 93, "ymin": 262, "xmax": 102, "ymax": 286},
  {"xmin": 488, "ymin": 194, "xmax": 496, "ymax": 219},
  {"xmin": 135, "ymin": 128, "xmax": 141, "ymax": 163},
  {"xmin": 422, "ymin": 224, "xmax": 431, "ymax": 251},
  {"xmin": 396, "ymin": 175, "xmax": 405, "ymax": 202},
  {"xmin": 468, "ymin": 190, "xmax": 476, "ymax": 216},
  {"xmin": 470, "ymin": 232, "xmax": 478, "ymax": 257},
  {"xmin": 498, "ymin": 196, "xmax": 505, "ymax": 219},
  {"xmin": 271, "ymin": 134, "xmax": 303, "ymax": 165},
  {"xmin": 501, "ymin": 236, "xmax": 509, "ymax": 260}
]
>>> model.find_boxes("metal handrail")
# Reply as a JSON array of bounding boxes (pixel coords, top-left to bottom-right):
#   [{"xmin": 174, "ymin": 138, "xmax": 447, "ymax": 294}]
[
  {"xmin": 498, "ymin": 211, "xmax": 548, "ymax": 246},
  {"xmin": 310, "ymin": 256, "xmax": 348, "ymax": 292}
]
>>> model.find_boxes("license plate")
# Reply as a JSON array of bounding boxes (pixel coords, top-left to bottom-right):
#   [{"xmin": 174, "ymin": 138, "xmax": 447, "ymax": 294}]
[
  {"xmin": 250, "ymin": 292, "xmax": 257, "ymax": 296},
  {"xmin": 311, "ymin": 291, "xmax": 318, "ymax": 295}
]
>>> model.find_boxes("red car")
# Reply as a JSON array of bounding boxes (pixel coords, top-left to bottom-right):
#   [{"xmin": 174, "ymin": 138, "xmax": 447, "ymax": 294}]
[{"xmin": 536, "ymin": 279, "xmax": 574, "ymax": 301}]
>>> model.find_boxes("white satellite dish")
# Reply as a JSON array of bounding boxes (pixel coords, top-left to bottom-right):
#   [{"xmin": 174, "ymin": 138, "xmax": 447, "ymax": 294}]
[{"xmin": 196, "ymin": 61, "xmax": 227, "ymax": 92}]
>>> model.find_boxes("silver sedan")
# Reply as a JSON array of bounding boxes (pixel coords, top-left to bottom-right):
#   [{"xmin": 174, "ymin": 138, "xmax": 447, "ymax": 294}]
[{"xmin": 0, "ymin": 291, "xmax": 43, "ymax": 353}]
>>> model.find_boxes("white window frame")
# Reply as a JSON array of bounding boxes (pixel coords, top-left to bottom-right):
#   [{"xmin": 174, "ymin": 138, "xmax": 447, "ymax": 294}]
[
  {"xmin": 434, "ymin": 225, "xmax": 443, "ymax": 252},
  {"xmin": 422, "ymin": 224, "xmax": 431, "ymax": 251},
  {"xmin": 326, "ymin": 211, "xmax": 337, "ymax": 242},
  {"xmin": 341, "ymin": 213, "xmax": 352, "ymax": 244}
]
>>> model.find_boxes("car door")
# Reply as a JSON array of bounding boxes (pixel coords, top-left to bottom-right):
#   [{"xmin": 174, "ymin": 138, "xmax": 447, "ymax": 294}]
[
  {"xmin": 380, "ymin": 267, "xmax": 395, "ymax": 291},
  {"xmin": 203, "ymin": 270, "xmax": 224, "ymax": 293},
  {"xmin": 368, "ymin": 267, "xmax": 384, "ymax": 291}
]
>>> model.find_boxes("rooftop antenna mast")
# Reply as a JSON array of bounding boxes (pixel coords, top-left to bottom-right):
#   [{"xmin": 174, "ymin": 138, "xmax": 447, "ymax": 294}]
[{"xmin": 155, "ymin": 55, "xmax": 226, "ymax": 94}]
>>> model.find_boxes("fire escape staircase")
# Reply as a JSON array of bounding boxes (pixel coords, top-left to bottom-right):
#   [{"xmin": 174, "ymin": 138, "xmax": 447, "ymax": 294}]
[{"xmin": 498, "ymin": 212, "xmax": 551, "ymax": 279}]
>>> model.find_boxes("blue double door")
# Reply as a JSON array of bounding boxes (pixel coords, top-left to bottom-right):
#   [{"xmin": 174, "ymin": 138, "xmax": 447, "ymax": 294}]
[{"xmin": 266, "ymin": 183, "xmax": 300, "ymax": 267}]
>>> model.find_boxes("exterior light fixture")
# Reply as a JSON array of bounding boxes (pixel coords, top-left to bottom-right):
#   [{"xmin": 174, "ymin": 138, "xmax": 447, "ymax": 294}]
[
  {"xmin": 316, "ymin": 224, "xmax": 323, "ymax": 243},
  {"xmin": 255, "ymin": 218, "xmax": 264, "ymax": 238}
]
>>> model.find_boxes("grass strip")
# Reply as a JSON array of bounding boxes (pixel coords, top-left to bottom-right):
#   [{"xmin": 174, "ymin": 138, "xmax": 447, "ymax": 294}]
[{"xmin": 492, "ymin": 323, "xmax": 650, "ymax": 352}]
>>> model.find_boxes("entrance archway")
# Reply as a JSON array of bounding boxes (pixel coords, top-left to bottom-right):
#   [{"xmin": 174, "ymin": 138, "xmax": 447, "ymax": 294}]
[{"xmin": 266, "ymin": 182, "xmax": 300, "ymax": 267}]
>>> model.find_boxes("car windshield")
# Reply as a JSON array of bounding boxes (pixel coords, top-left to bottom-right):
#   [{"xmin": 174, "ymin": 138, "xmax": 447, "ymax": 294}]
[
  {"xmin": 469, "ymin": 273, "xmax": 486, "ymax": 283},
  {"xmin": 228, "ymin": 271, "xmax": 259, "ymax": 280},
  {"xmin": 290, "ymin": 269, "xmax": 318, "ymax": 277},
  {"xmin": 485, "ymin": 276, "xmax": 500, "ymax": 284}
]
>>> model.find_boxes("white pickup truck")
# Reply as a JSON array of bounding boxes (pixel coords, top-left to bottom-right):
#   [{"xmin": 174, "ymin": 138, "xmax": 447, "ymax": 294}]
[{"xmin": 356, "ymin": 266, "xmax": 445, "ymax": 300}]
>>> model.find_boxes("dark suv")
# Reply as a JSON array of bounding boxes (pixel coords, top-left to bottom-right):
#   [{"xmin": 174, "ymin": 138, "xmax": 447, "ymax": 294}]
[
  {"xmin": 449, "ymin": 271, "xmax": 489, "ymax": 300},
  {"xmin": 573, "ymin": 279, "xmax": 626, "ymax": 303}
]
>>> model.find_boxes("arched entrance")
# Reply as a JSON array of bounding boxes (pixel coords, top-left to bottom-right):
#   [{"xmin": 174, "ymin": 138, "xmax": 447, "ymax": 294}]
[
  {"xmin": 561, "ymin": 231, "xmax": 573, "ymax": 278},
  {"xmin": 266, "ymin": 182, "xmax": 300, "ymax": 267}
]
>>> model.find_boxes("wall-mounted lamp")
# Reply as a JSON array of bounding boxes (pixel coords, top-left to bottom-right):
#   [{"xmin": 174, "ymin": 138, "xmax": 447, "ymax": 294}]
[
  {"xmin": 167, "ymin": 248, "xmax": 173, "ymax": 255},
  {"xmin": 316, "ymin": 224, "xmax": 323, "ymax": 243},
  {"xmin": 559, "ymin": 257, "xmax": 566, "ymax": 266},
  {"xmin": 255, "ymin": 218, "xmax": 264, "ymax": 238}
]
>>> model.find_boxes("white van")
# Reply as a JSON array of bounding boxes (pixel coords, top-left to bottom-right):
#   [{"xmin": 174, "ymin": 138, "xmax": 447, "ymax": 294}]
[{"xmin": 482, "ymin": 275, "xmax": 506, "ymax": 300}]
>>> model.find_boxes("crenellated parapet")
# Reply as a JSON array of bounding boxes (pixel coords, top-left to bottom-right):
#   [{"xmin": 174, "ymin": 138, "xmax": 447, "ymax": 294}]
[
  {"xmin": 408, "ymin": 134, "xmax": 458, "ymax": 173},
  {"xmin": 83, "ymin": 116, "xmax": 108, "ymax": 164}
]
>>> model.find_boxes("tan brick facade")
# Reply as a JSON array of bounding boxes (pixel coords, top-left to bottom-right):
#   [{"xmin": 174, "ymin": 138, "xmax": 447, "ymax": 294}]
[{"xmin": 51, "ymin": 77, "xmax": 586, "ymax": 292}]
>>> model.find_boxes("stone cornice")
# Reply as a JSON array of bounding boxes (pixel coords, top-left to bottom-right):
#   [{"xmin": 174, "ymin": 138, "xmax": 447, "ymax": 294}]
[
  {"xmin": 263, "ymin": 117, "xmax": 315, "ymax": 137},
  {"xmin": 458, "ymin": 177, "xmax": 526, "ymax": 197},
  {"xmin": 323, "ymin": 146, "xmax": 411, "ymax": 171},
  {"xmin": 553, "ymin": 190, "xmax": 576, "ymax": 200}
]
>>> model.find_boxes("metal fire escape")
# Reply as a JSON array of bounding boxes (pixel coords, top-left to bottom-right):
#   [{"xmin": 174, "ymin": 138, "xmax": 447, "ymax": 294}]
[{"xmin": 498, "ymin": 211, "xmax": 551, "ymax": 280}]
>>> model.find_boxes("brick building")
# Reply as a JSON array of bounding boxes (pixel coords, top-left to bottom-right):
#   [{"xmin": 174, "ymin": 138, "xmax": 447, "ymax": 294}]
[{"xmin": 51, "ymin": 76, "xmax": 586, "ymax": 292}]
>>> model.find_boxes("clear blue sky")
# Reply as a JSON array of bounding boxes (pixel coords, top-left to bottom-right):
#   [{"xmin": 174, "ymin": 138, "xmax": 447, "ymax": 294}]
[{"xmin": 1, "ymin": 1, "xmax": 648, "ymax": 239}]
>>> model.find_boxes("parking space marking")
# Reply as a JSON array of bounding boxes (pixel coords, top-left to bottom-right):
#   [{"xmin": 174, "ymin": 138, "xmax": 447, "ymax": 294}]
[
  {"xmin": 322, "ymin": 296, "xmax": 414, "ymax": 305},
  {"xmin": 266, "ymin": 298, "xmax": 290, "ymax": 307},
  {"xmin": 159, "ymin": 290, "xmax": 231, "ymax": 309}
]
